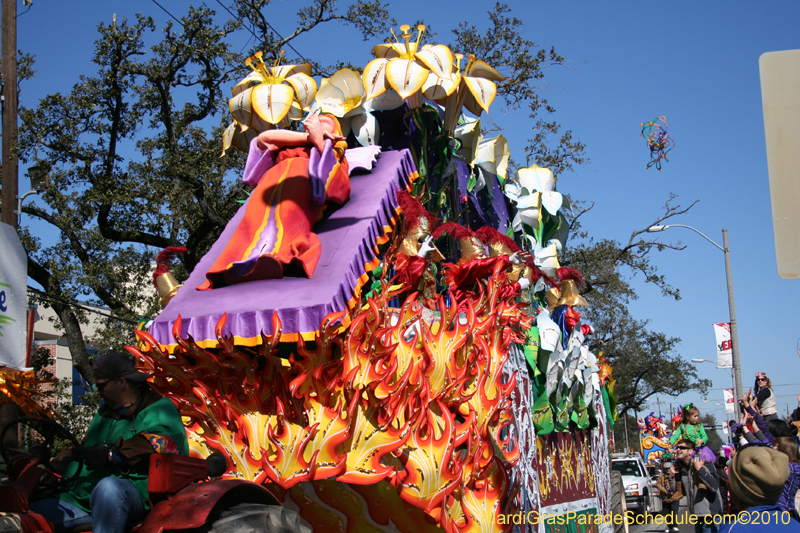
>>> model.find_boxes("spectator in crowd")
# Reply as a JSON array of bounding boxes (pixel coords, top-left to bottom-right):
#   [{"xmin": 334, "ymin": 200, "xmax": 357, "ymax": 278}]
[
  {"xmin": 790, "ymin": 395, "xmax": 800, "ymax": 434},
  {"xmin": 721, "ymin": 445, "xmax": 800, "ymax": 532},
  {"xmin": 716, "ymin": 455, "xmax": 731, "ymax": 514},
  {"xmin": 754, "ymin": 372, "xmax": 778, "ymax": 422},
  {"xmin": 773, "ymin": 437, "xmax": 800, "ymax": 517},
  {"xmin": 656, "ymin": 461, "xmax": 684, "ymax": 533},
  {"xmin": 738, "ymin": 392, "xmax": 788, "ymax": 445},
  {"xmin": 674, "ymin": 439, "xmax": 722, "ymax": 533}
]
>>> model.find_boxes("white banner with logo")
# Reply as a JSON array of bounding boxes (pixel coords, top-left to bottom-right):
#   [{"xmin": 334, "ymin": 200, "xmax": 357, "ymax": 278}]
[
  {"xmin": 722, "ymin": 420, "xmax": 729, "ymax": 435},
  {"xmin": 724, "ymin": 388, "xmax": 735, "ymax": 414},
  {"xmin": 0, "ymin": 224, "xmax": 28, "ymax": 370},
  {"xmin": 714, "ymin": 322, "xmax": 733, "ymax": 369}
]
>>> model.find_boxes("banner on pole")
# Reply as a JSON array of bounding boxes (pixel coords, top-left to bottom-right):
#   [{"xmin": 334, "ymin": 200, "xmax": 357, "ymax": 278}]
[
  {"xmin": 724, "ymin": 388, "xmax": 735, "ymax": 414},
  {"xmin": 0, "ymin": 223, "xmax": 29, "ymax": 370},
  {"xmin": 714, "ymin": 322, "xmax": 733, "ymax": 369},
  {"xmin": 722, "ymin": 420, "xmax": 729, "ymax": 435}
]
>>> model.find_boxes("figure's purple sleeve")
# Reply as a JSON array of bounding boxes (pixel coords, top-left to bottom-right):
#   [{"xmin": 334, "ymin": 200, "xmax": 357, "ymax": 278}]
[
  {"xmin": 242, "ymin": 137, "xmax": 277, "ymax": 187},
  {"xmin": 308, "ymin": 139, "xmax": 336, "ymax": 206}
]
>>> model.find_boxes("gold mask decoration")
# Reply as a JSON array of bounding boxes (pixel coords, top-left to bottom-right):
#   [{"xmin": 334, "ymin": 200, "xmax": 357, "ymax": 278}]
[
  {"xmin": 459, "ymin": 236, "xmax": 487, "ymax": 262},
  {"xmin": 486, "ymin": 240, "xmax": 524, "ymax": 282},
  {"xmin": 397, "ymin": 217, "xmax": 444, "ymax": 261}
]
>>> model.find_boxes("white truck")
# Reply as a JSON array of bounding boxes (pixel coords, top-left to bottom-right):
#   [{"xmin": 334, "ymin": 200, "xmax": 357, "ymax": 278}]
[{"xmin": 612, "ymin": 452, "xmax": 663, "ymax": 514}]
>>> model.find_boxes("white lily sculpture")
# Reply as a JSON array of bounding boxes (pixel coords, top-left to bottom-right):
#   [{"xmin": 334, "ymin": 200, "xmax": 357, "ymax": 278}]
[
  {"xmin": 506, "ymin": 164, "xmax": 563, "ymax": 233},
  {"xmin": 222, "ymin": 51, "xmax": 317, "ymax": 154},
  {"xmin": 441, "ymin": 53, "xmax": 506, "ymax": 133},
  {"xmin": 475, "ymin": 135, "xmax": 510, "ymax": 182},
  {"xmin": 453, "ymin": 118, "xmax": 482, "ymax": 167},
  {"xmin": 362, "ymin": 25, "xmax": 454, "ymax": 109},
  {"xmin": 315, "ymin": 68, "xmax": 404, "ymax": 146}
]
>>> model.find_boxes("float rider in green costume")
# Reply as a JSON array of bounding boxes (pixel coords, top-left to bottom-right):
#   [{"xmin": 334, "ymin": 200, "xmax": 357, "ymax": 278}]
[{"xmin": 30, "ymin": 352, "xmax": 189, "ymax": 533}]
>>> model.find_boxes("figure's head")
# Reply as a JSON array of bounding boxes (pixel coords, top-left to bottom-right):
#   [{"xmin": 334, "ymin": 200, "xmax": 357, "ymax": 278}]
[
  {"xmin": 755, "ymin": 372, "xmax": 772, "ymax": 390},
  {"xmin": 396, "ymin": 191, "xmax": 442, "ymax": 260},
  {"xmin": 673, "ymin": 439, "xmax": 695, "ymax": 464},
  {"xmin": 318, "ymin": 114, "xmax": 342, "ymax": 137},
  {"xmin": 728, "ymin": 445, "xmax": 789, "ymax": 510},
  {"xmin": 475, "ymin": 226, "xmax": 522, "ymax": 280},
  {"xmin": 432, "ymin": 222, "xmax": 486, "ymax": 262},
  {"xmin": 93, "ymin": 352, "xmax": 148, "ymax": 410}
]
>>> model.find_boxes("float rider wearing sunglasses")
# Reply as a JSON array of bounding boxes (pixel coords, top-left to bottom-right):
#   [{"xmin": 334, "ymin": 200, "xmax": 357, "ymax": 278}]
[{"xmin": 29, "ymin": 352, "xmax": 189, "ymax": 533}]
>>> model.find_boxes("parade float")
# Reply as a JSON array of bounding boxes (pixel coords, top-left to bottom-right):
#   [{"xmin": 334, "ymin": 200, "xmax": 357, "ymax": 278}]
[
  {"xmin": 639, "ymin": 412, "xmax": 672, "ymax": 466},
  {"xmin": 1, "ymin": 24, "xmax": 621, "ymax": 533}
]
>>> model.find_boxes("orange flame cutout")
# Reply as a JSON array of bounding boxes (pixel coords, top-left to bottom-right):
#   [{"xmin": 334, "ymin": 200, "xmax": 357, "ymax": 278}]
[{"xmin": 130, "ymin": 255, "xmax": 533, "ymax": 531}]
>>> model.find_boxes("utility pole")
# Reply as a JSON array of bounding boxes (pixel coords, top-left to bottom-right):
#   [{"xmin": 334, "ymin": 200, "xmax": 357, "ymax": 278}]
[
  {"xmin": 654, "ymin": 396, "xmax": 665, "ymax": 418},
  {"xmin": 1, "ymin": 0, "xmax": 18, "ymax": 228},
  {"xmin": 0, "ymin": 0, "xmax": 19, "ymax": 449}
]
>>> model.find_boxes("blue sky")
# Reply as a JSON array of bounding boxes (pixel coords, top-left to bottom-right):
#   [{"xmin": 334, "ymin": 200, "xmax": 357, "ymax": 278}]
[{"xmin": 15, "ymin": 1, "xmax": 800, "ymax": 422}]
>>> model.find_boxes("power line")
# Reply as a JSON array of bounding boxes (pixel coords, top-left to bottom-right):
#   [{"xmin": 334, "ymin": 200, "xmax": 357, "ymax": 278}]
[
  {"xmin": 151, "ymin": 0, "xmax": 183, "ymax": 26},
  {"xmin": 213, "ymin": 0, "xmax": 306, "ymax": 61},
  {"xmin": 27, "ymin": 287, "xmax": 139, "ymax": 325}
]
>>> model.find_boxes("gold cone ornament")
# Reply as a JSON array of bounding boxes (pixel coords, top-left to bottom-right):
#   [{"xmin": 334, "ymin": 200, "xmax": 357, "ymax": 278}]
[
  {"xmin": 156, "ymin": 272, "xmax": 182, "ymax": 308},
  {"xmin": 153, "ymin": 246, "xmax": 188, "ymax": 308},
  {"xmin": 556, "ymin": 279, "xmax": 588, "ymax": 307},
  {"xmin": 546, "ymin": 287, "xmax": 561, "ymax": 311}
]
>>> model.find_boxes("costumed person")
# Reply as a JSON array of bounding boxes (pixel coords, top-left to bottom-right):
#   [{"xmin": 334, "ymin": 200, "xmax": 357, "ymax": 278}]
[
  {"xmin": 772, "ymin": 437, "xmax": 800, "ymax": 516},
  {"xmin": 670, "ymin": 404, "xmax": 708, "ymax": 448},
  {"xmin": 754, "ymin": 372, "xmax": 778, "ymax": 421},
  {"xmin": 30, "ymin": 352, "xmax": 189, "ymax": 533},
  {"xmin": 655, "ymin": 461, "xmax": 684, "ymax": 533},
  {"xmin": 200, "ymin": 112, "xmax": 350, "ymax": 289},
  {"xmin": 153, "ymin": 246, "xmax": 187, "ymax": 307},
  {"xmin": 721, "ymin": 445, "xmax": 800, "ymax": 532},
  {"xmin": 673, "ymin": 439, "xmax": 723, "ymax": 533},
  {"xmin": 549, "ymin": 267, "xmax": 588, "ymax": 346},
  {"xmin": 434, "ymin": 222, "xmax": 529, "ymax": 312},
  {"xmin": 392, "ymin": 191, "xmax": 444, "ymax": 306}
]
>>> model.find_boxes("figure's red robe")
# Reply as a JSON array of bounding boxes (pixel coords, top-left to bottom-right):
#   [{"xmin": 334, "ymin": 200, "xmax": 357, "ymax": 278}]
[{"xmin": 199, "ymin": 140, "xmax": 349, "ymax": 290}]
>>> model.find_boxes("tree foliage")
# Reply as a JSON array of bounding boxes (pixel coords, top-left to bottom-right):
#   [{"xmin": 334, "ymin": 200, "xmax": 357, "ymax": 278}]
[
  {"xmin": 12, "ymin": 0, "xmax": 705, "ymax": 424},
  {"xmin": 15, "ymin": 2, "xmax": 590, "ymax": 384},
  {"xmin": 562, "ymin": 195, "xmax": 711, "ymax": 414},
  {"xmin": 16, "ymin": 2, "xmax": 393, "ymax": 383}
]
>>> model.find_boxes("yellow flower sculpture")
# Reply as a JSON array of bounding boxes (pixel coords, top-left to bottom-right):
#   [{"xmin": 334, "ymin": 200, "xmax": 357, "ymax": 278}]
[
  {"xmin": 222, "ymin": 51, "xmax": 317, "ymax": 154},
  {"xmin": 442, "ymin": 53, "xmax": 506, "ymax": 133},
  {"xmin": 363, "ymin": 25, "xmax": 454, "ymax": 107}
]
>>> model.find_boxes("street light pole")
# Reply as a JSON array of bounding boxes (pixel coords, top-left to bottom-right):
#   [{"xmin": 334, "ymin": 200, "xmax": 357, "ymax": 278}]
[
  {"xmin": 722, "ymin": 229, "xmax": 744, "ymax": 403},
  {"xmin": 647, "ymin": 224, "xmax": 744, "ymax": 411}
]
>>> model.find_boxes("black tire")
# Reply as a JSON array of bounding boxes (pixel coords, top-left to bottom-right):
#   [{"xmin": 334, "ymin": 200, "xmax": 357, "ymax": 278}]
[
  {"xmin": 610, "ymin": 471, "xmax": 629, "ymax": 533},
  {"xmin": 209, "ymin": 503, "xmax": 310, "ymax": 533}
]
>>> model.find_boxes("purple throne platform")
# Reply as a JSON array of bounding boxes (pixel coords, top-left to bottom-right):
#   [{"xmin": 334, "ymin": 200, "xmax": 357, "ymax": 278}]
[{"xmin": 149, "ymin": 149, "xmax": 417, "ymax": 351}]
